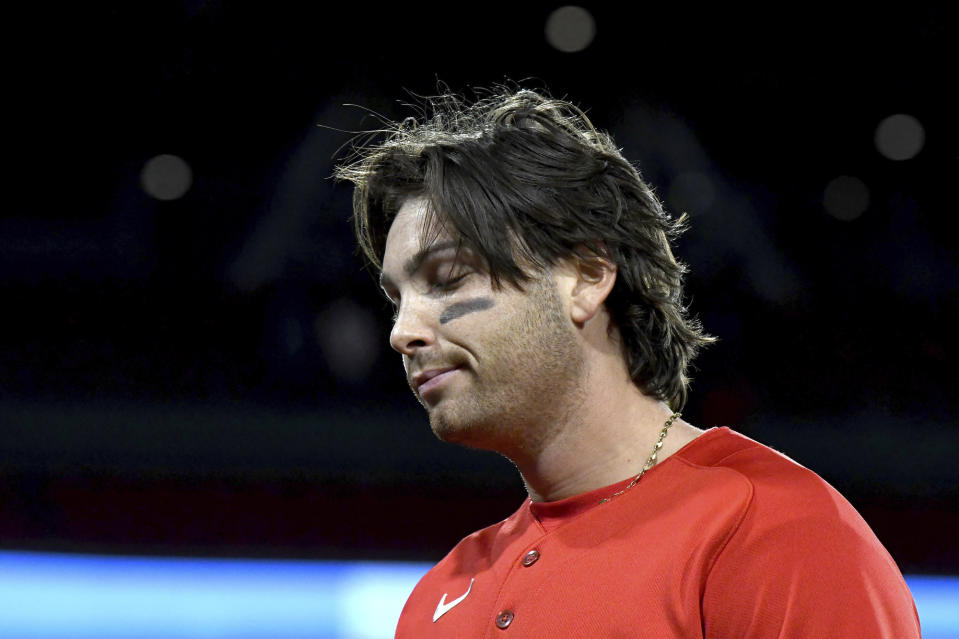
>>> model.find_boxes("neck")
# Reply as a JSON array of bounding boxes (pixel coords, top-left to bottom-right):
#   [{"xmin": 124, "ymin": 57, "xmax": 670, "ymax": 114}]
[
  {"xmin": 517, "ymin": 398, "xmax": 695, "ymax": 503},
  {"xmin": 507, "ymin": 343, "xmax": 703, "ymax": 502}
]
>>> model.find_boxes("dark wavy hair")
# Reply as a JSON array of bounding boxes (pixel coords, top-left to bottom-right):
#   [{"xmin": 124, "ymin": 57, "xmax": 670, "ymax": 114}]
[{"xmin": 335, "ymin": 88, "xmax": 714, "ymax": 410}]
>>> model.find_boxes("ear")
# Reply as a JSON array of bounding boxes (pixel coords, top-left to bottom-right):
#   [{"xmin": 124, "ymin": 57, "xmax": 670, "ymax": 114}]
[{"xmin": 567, "ymin": 254, "xmax": 617, "ymax": 325}]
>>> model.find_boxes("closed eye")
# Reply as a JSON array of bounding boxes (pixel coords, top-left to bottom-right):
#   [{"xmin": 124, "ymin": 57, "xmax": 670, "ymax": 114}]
[{"xmin": 433, "ymin": 272, "xmax": 469, "ymax": 292}]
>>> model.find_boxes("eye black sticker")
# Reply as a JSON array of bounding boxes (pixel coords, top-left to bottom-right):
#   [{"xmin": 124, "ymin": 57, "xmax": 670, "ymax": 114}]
[{"xmin": 439, "ymin": 298, "xmax": 494, "ymax": 324}]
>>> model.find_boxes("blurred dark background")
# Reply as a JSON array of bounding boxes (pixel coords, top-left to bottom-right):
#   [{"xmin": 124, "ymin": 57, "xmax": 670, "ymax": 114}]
[{"xmin": 2, "ymin": 3, "xmax": 956, "ymax": 573}]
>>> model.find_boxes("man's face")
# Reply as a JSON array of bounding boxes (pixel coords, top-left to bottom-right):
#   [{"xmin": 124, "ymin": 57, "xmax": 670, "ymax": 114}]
[{"xmin": 379, "ymin": 197, "xmax": 584, "ymax": 452}]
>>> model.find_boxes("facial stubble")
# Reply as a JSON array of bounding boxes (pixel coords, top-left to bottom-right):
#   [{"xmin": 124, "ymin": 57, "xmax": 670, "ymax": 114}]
[{"xmin": 426, "ymin": 276, "xmax": 586, "ymax": 458}]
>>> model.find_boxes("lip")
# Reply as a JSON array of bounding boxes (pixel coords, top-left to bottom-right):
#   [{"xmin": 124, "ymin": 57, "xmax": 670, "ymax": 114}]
[{"xmin": 412, "ymin": 366, "xmax": 462, "ymax": 397}]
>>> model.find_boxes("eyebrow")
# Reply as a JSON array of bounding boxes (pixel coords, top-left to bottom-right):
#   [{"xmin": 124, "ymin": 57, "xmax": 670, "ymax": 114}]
[{"xmin": 379, "ymin": 240, "xmax": 461, "ymax": 291}]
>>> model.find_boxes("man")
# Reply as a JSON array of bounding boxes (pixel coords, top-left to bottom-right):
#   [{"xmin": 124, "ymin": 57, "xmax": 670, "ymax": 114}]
[{"xmin": 336, "ymin": 89, "xmax": 920, "ymax": 637}]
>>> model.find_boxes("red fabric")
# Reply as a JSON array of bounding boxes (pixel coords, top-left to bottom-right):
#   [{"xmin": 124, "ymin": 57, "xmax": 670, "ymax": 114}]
[{"xmin": 395, "ymin": 428, "xmax": 920, "ymax": 638}]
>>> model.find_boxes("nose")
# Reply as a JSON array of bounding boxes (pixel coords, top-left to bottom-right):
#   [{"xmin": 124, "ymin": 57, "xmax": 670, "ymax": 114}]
[{"xmin": 389, "ymin": 299, "xmax": 436, "ymax": 356}]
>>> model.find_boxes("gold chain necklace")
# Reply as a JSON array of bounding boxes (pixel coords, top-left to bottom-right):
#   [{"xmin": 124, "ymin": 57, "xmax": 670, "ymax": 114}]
[{"xmin": 599, "ymin": 412, "xmax": 681, "ymax": 504}]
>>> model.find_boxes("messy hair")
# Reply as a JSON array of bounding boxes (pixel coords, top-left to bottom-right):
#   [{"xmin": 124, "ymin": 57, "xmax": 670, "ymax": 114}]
[{"xmin": 335, "ymin": 87, "xmax": 714, "ymax": 410}]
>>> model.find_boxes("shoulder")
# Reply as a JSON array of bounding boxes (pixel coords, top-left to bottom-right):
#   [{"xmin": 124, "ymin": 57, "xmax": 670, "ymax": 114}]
[
  {"xmin": 667, "ymin": 427, "xmax": 894, "ymax": 580},
  {"xmin": 677, "ymin": 428, "xmax": 920, "ymax": 637},
  {"xmin": 675, "ymin": 427, "xmax": 867, "ymax": 526},
  {"xmin": 676, "ymin": 428, "xmax": 896, "ymax": 572}
]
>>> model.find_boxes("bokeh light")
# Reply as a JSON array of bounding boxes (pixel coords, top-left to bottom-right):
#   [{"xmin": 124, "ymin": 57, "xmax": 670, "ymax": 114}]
[
  {"xmin": 140, "ymin": 154, "xmax": 193, "ymax": 201},
  {"xmin": 823, "ymin": 175, "xmax": 870, "ymax": 221},
  {"xmin": 314, "ymin": 299, "xmax": 380, "ymax": 383},
  {"xmin": 545, "ymin": 6, "xmax": 596, "ymax": 53},
  {"xmin": 875, "ymin": 114, "xmax": 925, "ymax": 161}
]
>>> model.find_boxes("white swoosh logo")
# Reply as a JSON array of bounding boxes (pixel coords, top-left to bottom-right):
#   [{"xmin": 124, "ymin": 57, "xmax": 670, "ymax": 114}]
[{"xmin": 432, "ymin": 578, "xmax": 474, "ymax": 623}]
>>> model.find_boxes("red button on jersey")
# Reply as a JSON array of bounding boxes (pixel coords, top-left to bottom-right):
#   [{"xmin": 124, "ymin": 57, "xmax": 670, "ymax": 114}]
[
  {"xmin": 522, "ymin": 549, "xmax": 540, "ymax": 566},
  {"xmin": 495, "ymin": 610, "xmax": 514, "ymax": 629}
]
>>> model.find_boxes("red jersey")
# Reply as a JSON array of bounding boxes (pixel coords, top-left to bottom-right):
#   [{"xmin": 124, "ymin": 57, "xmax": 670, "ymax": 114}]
[{"xmin": 395, "ymin": 428, "xmax": 920, "ymax": 638}]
